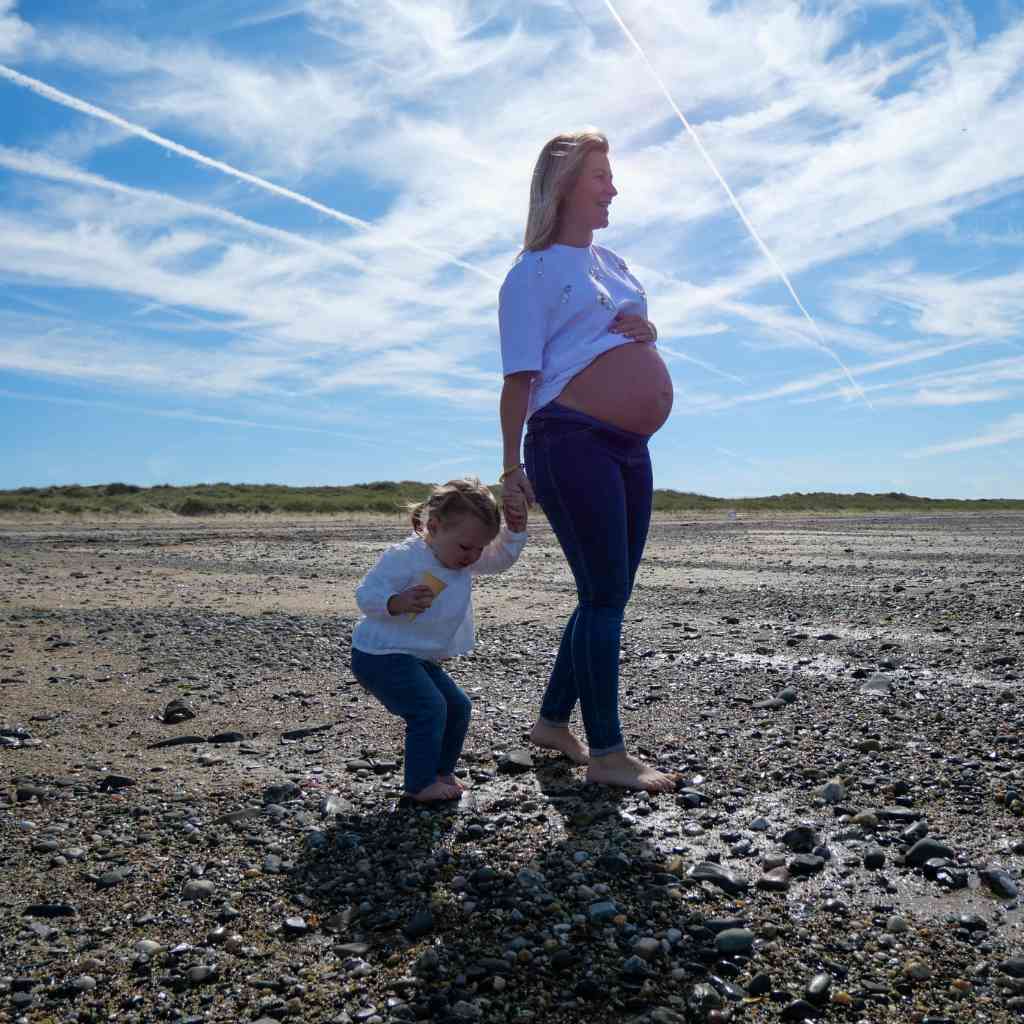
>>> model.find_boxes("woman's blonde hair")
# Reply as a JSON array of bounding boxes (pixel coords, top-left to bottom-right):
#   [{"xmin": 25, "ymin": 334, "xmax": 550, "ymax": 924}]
[
  {"xmin": 409, "ymin": 476, "xmax": 501, "ymax": 538},
  {"xmin": 523, "ymin": 129, "xmax": 609, "ymax": 252}
]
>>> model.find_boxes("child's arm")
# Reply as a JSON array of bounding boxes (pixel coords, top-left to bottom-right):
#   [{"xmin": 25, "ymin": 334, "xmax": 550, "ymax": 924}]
[
  {"xmin": 356, "ymin": 547, "xmax": 427, "ymax": 617},
  {"xmin": 470, "ymin": 525, "xmax": 528, "ymax": 576}
]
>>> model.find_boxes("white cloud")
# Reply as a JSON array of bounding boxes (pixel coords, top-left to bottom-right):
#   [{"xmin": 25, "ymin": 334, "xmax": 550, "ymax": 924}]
[
  {"xmin": 840, "ymin": 264, "xmax": 1024, "ymax": 340},
  {"xmin": 908, "ymin": 412, "xmax": 1024, "ymax": 457},
  {"xmin": 0, "ymin": 1, "xmax": 31, "ymax": 58},
  {"xmin": 3, "ymin": 0, "xmax": 1024, "ymax": 443}
]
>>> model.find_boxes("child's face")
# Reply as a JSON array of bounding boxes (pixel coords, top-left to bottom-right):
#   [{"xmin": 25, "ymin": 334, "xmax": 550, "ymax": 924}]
[{"xmin": 426, "ymin": 515, "xmax": 495, "ymax": 570}]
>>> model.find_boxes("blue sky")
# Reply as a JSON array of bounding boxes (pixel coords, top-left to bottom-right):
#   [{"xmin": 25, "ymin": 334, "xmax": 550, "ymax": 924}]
[{"xmin": 1, "ymin": 0, "xmax": 1023, "ymax": 499}]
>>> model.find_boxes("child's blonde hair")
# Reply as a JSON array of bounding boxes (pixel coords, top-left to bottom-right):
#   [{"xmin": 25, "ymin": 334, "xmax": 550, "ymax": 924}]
[{"xmin": 409, "ymin": 477, "xmax": 501, "ymax": 538}]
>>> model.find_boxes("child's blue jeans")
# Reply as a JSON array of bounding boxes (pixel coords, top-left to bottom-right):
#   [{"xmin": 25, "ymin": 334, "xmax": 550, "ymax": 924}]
[
  {"xmin": 350, "ymin": 648, "xmax": 471, "ymax": 794},
  {"xmin": 524, "ymin": 401, "xmax": 653, "ymax": 756}
]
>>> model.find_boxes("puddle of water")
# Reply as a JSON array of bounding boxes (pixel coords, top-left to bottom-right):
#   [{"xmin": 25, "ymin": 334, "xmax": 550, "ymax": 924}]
[{"xmin": 632, "ymin": 789, "xmax": 1024, "ymax": 931}]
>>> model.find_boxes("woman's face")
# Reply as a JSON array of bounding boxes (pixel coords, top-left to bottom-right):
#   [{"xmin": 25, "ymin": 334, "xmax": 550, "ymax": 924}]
[{"xmin": 561, "ymin": 150, "xmax": 617, "ymax": 235}]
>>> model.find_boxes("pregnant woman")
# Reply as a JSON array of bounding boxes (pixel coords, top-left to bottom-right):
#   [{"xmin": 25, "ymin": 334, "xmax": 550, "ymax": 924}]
[{"xmin": 498, "ymin": 129, "xmax": 676, "ymax": 792}]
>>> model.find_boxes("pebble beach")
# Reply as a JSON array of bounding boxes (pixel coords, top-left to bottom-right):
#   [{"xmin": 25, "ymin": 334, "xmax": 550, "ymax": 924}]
[{"xmin": 2, "ymin": 511, "xmax": 1023, "ymax": 1024}]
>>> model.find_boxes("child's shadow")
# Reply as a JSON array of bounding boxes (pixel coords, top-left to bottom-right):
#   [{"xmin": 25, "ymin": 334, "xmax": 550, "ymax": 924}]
[{"xmin": 285, "ymin": 795, "xmax": 466, "ymax": 943}]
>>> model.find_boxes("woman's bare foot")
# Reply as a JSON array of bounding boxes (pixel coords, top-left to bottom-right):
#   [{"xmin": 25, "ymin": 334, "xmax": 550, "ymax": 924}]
[
  {"xmin": 408, "ymin": 780, "xmax": 462, "ymax": 802},
  {"xmin": 586, "ymin": 751, "xmax": 678, "ymax": 793},
  {"xmin": 529, "ymin": 721, "xmax": 590, "ymax": 764},
  {"xmin": 437, "ymin": 773, "xmax": 468, "ymax": 792}
]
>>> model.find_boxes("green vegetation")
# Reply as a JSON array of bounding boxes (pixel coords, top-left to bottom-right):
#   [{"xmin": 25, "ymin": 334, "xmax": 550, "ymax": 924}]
[
  {"xmin": 651, "ymin": 489, "xmax": 1024, "ymax": 513},
  {"xmin": 1, "ymin": 482, "xmax": 1022, "ymax": 517}
]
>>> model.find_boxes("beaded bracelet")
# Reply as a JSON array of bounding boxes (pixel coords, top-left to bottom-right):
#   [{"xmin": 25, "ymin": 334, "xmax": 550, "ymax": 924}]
[{"xmin": 498, "ymin": 463, "xmax": 525, "ymax": 482}]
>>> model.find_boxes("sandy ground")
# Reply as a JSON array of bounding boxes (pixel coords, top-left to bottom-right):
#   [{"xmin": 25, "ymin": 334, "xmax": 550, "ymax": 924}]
[{"xmin": 1, "ymin": 511, "xmax": 1023, "ymax": 1023}]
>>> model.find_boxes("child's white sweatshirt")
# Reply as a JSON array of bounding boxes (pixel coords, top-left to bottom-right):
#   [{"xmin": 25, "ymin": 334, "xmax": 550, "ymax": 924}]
[{"xmin": 352, "ymin": 527, "xmax": 527, "ymax": 662}]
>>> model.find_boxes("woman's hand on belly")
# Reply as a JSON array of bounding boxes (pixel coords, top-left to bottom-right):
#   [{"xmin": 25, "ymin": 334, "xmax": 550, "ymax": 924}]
[{"xmin": 609, "ymin": 313, "xmax": 657, "ymax": 345}]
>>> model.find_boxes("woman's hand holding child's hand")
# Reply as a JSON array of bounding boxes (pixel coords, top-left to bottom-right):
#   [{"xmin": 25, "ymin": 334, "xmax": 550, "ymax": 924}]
[
  {"xmin": 388, "ymin": 585, "xmax": 436, "ymax": 616},
  {"xmin": 504, "ymin": 497, "xmax": 528, "ymax": 532}
]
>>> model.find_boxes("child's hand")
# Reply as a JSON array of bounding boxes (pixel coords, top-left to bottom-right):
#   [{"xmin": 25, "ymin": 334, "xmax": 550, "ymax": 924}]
[
  {"xmin": 388, "ymin": 585, "xmax": 436, "ymax": 616},
  {"xmin": 504, "ymin": 496, "xmax": 527, "ymax": 532}
]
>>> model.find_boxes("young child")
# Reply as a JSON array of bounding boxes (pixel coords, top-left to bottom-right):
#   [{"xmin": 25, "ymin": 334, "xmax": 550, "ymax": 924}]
[{"xmin": 351, "ymin": 477, "xmax": 527, "ymax": 802}]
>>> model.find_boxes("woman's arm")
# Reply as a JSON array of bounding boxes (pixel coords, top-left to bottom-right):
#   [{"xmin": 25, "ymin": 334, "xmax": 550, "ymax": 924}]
[{"xmin": 499, "ymin": 372, "xmax": 536, "ymax": 509}]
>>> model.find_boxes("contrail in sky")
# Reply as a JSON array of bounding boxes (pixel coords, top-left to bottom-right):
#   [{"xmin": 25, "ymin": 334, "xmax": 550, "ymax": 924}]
[
  {"xmin": 0, "ymin": 145, "xmax": 465, "ymax": 313},
  {"xmin": 0, "ymin": 64, "xmax": 500, "ymax": 284},
  {"xmin": 598, "ymin": 0, "xmax": 872, "ymax": 409}
]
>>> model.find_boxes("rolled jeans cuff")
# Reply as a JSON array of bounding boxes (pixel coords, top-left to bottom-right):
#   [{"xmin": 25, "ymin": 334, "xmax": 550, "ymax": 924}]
[{"xmin": 589, "ymin": 742, "xmax": 627, "ymax": 758}]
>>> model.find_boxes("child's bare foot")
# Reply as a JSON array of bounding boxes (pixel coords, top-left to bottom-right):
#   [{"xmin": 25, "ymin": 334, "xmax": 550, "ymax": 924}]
[
  {"xmin": 437, "ymin": 773, "xmax": 468, "ymax": 792},
  {"xmin": 586, "ymin": 751, "xmax": 679, "ymax": 793},
  {"xmin": 529, "ymin": 721, "xmax": 589, "ymax": 764},
  {"xmin": 408, "ymin": 780, "xmax": 462, "ymax": 802}
]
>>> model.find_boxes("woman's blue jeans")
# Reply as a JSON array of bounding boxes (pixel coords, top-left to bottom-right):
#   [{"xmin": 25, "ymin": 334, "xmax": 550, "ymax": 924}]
[
  {"xmin": 524, "ymin": 401, "xmax": 653, "ymax": 755},
  {"xmin": 350, "ymin": 648, "xmax": 471, "ymax": 794}
]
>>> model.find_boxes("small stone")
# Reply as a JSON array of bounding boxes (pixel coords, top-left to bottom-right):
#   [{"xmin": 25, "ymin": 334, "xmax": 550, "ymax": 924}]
[
  {"xmin": 998, "ymin": 957, "xmax": 1024, "ymax": 979},
  {"xmin": 780, "ymin": 999, "xmax": 817, "ymax": 1021},
  {"xmin": 818, "ymin": 781, "xmax": 845, "ymax": 804},
  {"xmin": 903, "ymin": 960, "xmax": 931, "ymax": 981},
  {"xmin": 788, "ymin": 854, "xmax": 825, "ymax": 875},
  {"xmin": 98, "ymin": 774, "xmax": 135, "ymax": 791},
  {"xmin": 954, "ymin": 913, "xmax": 987, "ymax": 933},
  {"xmin": 747, "ymin": 973, "xmax": 772, "ymax": 997},
  {"xmin": 805, "ymin": 972, "xmax": 831, "ymax": 1003},
  {"xmin": 781, "ymin": 825, "xmax": 817, "ymax": 852},
  {"xmin": 757, "ymin": 866, "xmax": 791, "ymax": 892},
  {"xmin": 550, "ymin": 949, "xmax": 577, "ymax": 971},
  {"xmin": 863, "ymin": 846, "xmax": 886, "ymax": 870},
  {"xmin": 403, "ymin": 909, "xmax": 434, "ymax": 939},
  {"xmin": 688, "ymin": 983, "xmax": 724, "ymax": 1012},
  {"xmin": 906, "ymin": 837, "xmax": 954, "ymax": 866},
  {"xmin": 23, "ymin": 902, "xmax": 77, "ymax": 918},
  {"xmin": 687, "ymin": 861, "xmax": 749, "ymax": 894},
  {"xmin": 498, "ymin": 749, "xmax": 534, "ymax": 773},
  {"xmin": 850, "ymin": 810, "xmax": 879, "ymax": 829},
  {"xmin": 589, "ymin": 900, "xmax": 618, "ymax": 923},
  {"xmin": 182, "ymin": 880, "xmax": 216, "ymax": 901},
  {"xmin": 714, "ymin": 928, "xmax": 754, "ymax": 956},
  {"xmin": 262, "ymin": 782, "xmax": 301, "ymax": 804},
  {"xmin": 208, "ymin": 731, "xmax": 244, "ymax": 744},
  {"xmin": 979, "ymin": 866, "xmax": 1019, "ymax": 900},
  {"xmin": 162, "ymin": 698, "xmax": 196, "ymax": 723},
  {"xmin": 187, "ymin": 965, "xmax": 217, "ymax": 985}
]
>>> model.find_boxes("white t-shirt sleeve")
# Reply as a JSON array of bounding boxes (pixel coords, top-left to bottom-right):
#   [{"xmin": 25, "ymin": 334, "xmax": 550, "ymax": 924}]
[
  {"xmin": 471, "ymin": 527, "xmax": 528, "ymax": 576},
  {"xmin": 499, "ymin": 255, "xmax": 548, "ymax": 377},
  {"xmin": 355, "ymin": 545, "xmax": 416, "ymax": 618}
]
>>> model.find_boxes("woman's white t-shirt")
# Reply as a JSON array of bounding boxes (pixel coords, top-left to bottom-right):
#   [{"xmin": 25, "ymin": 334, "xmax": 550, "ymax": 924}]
[{"xmin": 498, "ymin": 242, "xmax": 648, "ymax": 419}]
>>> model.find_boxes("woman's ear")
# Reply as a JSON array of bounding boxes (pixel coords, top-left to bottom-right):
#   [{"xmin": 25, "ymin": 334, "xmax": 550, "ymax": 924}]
[{"xmin": 425, "ymin": 516, "xmax": 439, "ymax": 537}]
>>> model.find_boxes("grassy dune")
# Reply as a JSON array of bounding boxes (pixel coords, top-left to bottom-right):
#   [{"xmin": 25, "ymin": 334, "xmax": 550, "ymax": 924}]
[{"xmin": 2, "ymin": 481, "xmax": 1022, "ymax": 517}]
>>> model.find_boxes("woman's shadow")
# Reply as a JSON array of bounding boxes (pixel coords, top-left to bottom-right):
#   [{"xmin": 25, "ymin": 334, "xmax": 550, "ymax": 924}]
[{"xmin": 285, "ymin": 751, "xmax": 719, "ymax": 1023}]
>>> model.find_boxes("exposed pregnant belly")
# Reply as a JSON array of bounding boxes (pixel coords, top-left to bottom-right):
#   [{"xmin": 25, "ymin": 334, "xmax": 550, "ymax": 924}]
[{"xmin": 556, "ymin": 341, "xmax": 674, "ymax": 435}]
